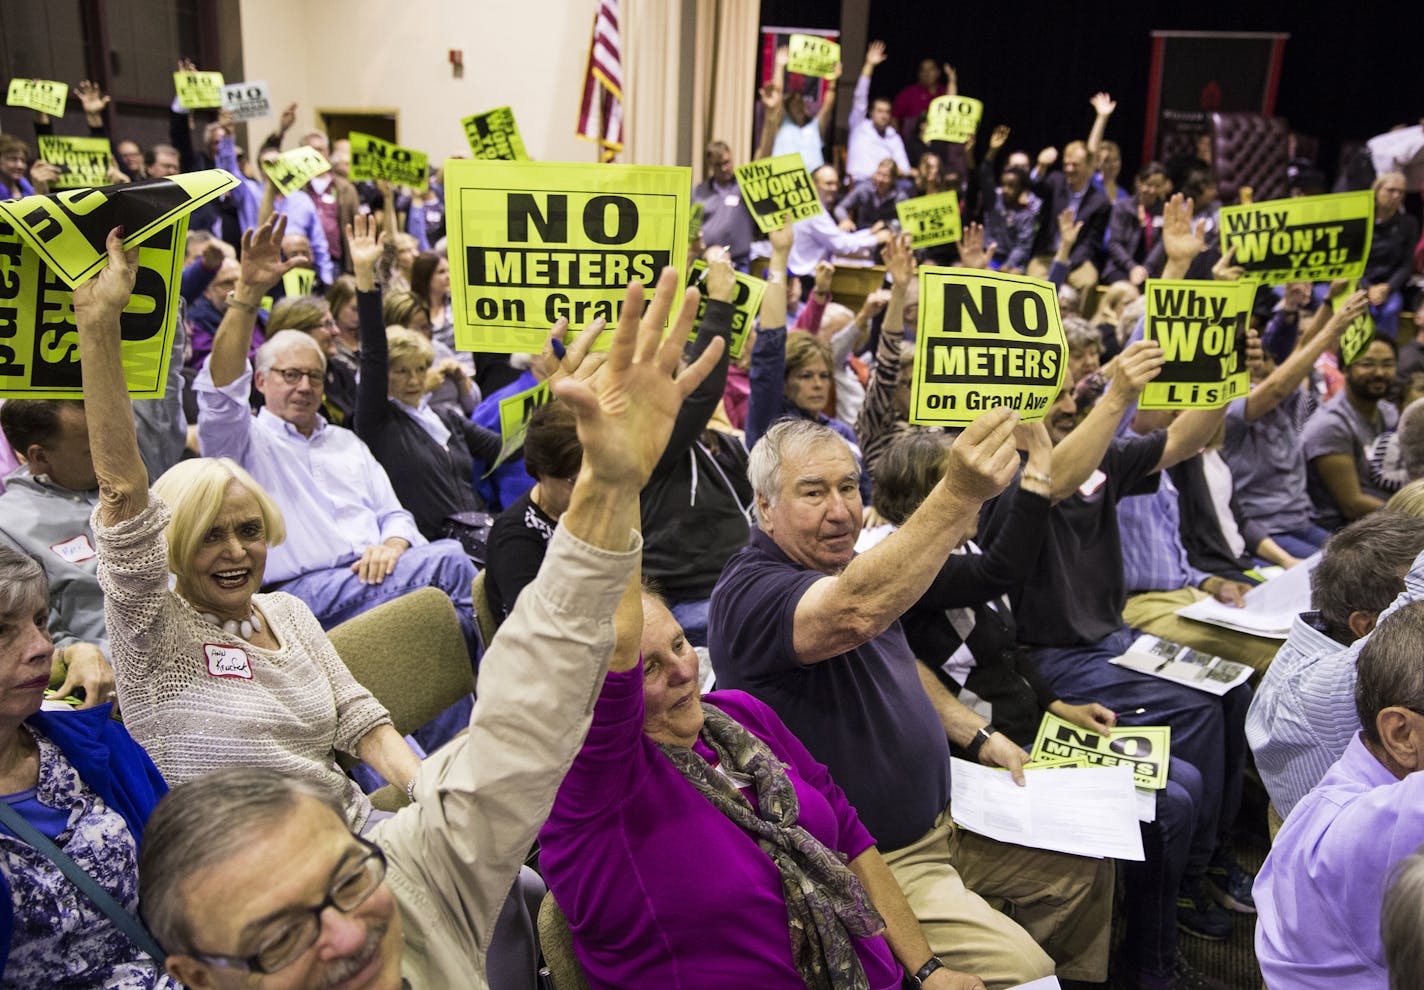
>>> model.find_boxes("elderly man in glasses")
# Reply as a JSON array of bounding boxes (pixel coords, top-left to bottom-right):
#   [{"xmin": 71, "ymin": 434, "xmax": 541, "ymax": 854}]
[
  {"xmin": 141, "ymin": 265, "xmax": 724, "ymax": 990},
  {"xmin": 193, "ymin": 216, "xmax": 477, "ymax": 634}
]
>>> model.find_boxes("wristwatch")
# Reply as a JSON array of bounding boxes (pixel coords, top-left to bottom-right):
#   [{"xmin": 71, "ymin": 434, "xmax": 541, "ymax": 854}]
[
  {"xmin": 965, "ymin": 724, "xmax": 998, "ymax": 761},
  {"xmin": 911, "ymin": 956, "xmax": 945, "ymax": 987}
]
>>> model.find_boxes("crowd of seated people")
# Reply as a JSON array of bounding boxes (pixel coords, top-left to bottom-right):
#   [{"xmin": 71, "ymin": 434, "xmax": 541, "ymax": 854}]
[{"xmin": 2, "ymin": 34, "xmax": 1424, "ymax": 990}]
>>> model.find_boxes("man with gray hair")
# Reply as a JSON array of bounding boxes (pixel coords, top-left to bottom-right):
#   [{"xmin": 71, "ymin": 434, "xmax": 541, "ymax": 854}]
[
  {"xmin": 194, "ymin": 215, "xmax": 475, "ymax": 632},
  {"xmin": 1256, "ymin": 600, "xmax": 1424, "ymax": 987},
  {"xmin": 709, "ymin": 410, "xmax": 1114, "ymax": 987},
  {"xmin": 1247, "ymin": 511, "xmax": 1424, "ymax": 824},
  {"xmin": 1396, "ymin": 398, "xmax": 1424, "ymax": 482}
]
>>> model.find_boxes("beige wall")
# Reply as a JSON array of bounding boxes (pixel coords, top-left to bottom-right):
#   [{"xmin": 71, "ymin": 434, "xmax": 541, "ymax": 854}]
[{"xmin": 237, "ymin": 0, "xmax": 596, "ymax": 163}]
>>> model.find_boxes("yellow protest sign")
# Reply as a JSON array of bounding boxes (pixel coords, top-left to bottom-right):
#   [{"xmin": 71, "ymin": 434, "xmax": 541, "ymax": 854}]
[
  {"xmin": 462, "ymin": 107, "xmax": 529, "ymax": 161},
  {"xmin": 1029, "ymin": 711, "xmax": 1171, "ymax": 790},
  {"xmin": 172, "ymin": 70, "xmax": 225, "ymax": 109},
  {"xmin": 734, "ymin": 154, "xmax": 822, "ymax": 233},
  {"xmin": 1338, "ymin": 280, "xmax": 1376, "ymax": 367},
  {"xmin": 282, "ymin": 268, "xmax": 316, "ymax": 299},
  {"xmin": 685, "ymin": 260, "xmax": 766, "ymax": 360},
  {"xmin": 0, "ymin": 170, "xmax": 239, "ymax": 290},
  {"xmin": 896, "ymin": 190, "xmax": 961, "ymax": 248},
  {"xmin": 1220, "ymin": 190, "xmax": 1373, "ymax": 285},
  {"xmin": 924, "ymin": 95, "xmax": 983, "ymax": 144},
  {"xmin": 786, "ymin": 34, "xmax": 841, "ymax": 78},
  {"xmin": 909, "ymin": 267, "xmax": 1066, "ymax": 426},
  {"xmin": 6, "ymin": 79, "xmax": 67, "ymax": 117},
  {"xmin": 446, "ymin": 159, "xmax": 690, "ymax": 353},
  {"xmin": 488, "ymin": 379, "xmax": 552, "ymax": 472},
  {"xmin": 0, "ymin": 215, "xmax": 184, "ymax": 398},
  {"xmin": 262, "ymin": 147, "xmax": 331, "ymax": 198},
  {"xmin": 348, "ymin": 132, "xmax": 428, "ymax": 192},
  {"xmin": 1139, "ymin": 278, "xmax": 1255, "ymax": 410},
  {"xmin": 689, "ymin": 201, "xmax": 704, "ymax": 242},
  {"xmin": 36, "ymin": 136, "xmax": 112, "ymax": 190}
]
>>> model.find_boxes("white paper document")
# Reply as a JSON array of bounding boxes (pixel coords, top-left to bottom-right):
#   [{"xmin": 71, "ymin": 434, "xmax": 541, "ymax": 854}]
[
  {"xmin": 950, "ymin": 758, "xmax": 1144, "ymax": 861},
  {"xmin": 1008, "ymin": 978, "xmax": 1062, "ymax": 990},
  {"xmin": 1175, "ymin": 553, "xmax": 1319, "ymax": 639},
  {"xmin": 1109, "ymin": 634, "xmax": 1253, "ymax": 696}
]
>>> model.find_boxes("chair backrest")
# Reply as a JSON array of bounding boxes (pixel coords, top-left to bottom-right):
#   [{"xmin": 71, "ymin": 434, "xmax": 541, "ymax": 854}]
[
  {"xmin": 471, "ymin": 570, "xmax": 501, "ymax": 650},
  {"xmin": 1210, "ymin": 112, "xmax": 1290, "ymax": 205},
  {"xmin": 537, "ymin": 893, "xmax": 590, "ymax": 990},
  {"xmin": 328, "ymin": 587, "xmax": 475, "ymax": 737}
]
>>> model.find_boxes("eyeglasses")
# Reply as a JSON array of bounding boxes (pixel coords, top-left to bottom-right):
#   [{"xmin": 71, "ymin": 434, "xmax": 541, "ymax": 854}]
[
  {"xmin": 268, "ymin": 367, "xmax": 325, "ymax": 386},
  {"xmin": 188, "ymin": 838, "xmax": 387, "ymax": 974}
]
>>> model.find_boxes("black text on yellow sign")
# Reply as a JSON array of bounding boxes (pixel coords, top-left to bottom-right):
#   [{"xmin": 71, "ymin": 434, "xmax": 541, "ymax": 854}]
[
  {"xmin": 6, "ymin": 79, "xmax": 68, "ymax": 118},
  {"xmin": 262, "ymin": 147, "xmax": 331, "ymax": 198},
  {"xmin": 786, "ymin": 34, "xmax": 841, "ymax": 78},
  {"xmin": 282, "ymin": 268, "xmax": 315, "ymax": 299},
  {"xmin": 0, "ymin": 216, "xmax": 185, "ymax": 399},
  {"xmin": 896, "ymin": 190, "xmax": 961, "ymax": 248},
  {"xmin": 348, "ymin": 132, "xmax": 429, "ymax": 192},
  {"xmin": 684, "ymin": 261, "xmax": 767, "ymax": 360},
  {"xmin": 734, "ymin": 154, "xmax": 822, "ymax": 234},
  {"xmin": 489, "ymin": 379, "xmax": 552, "ymax": 473},
  {"xmin": 221, "ymin": 80, "xmax": 271, "ymax": 122},
  {"xmin": 0, "ymin": 170, "xmax": 239, "ymax": 290},
  {"xmin": 462, "ymin": 107, "xmax": 529, "ymax": 161},
  {"xmin": 1030, "ymin": 712, "xmax": 1171, "ymax": 790},
  {"xmin": 36, "ymin": 136, "xmax": 112, "ymax": 190},
  {"xmin": 1219, "ymin": 190, "xmax": 1373, "ymax": 284},
  {"xmin": 1139, "ymin": 279, "xmax": 1256, "ymax": 410},
  {"xmin": 923, "ymin": 95, "xmax": 983, "ymax": 144},
  {"xmin": 446, "ymin": 160, "xmax": 690, "ymax": 353},
  {"xmin": 910, "ymin": 267, "xmax": 1065, "ymax": 426},
  {"xmin": 1337, "ymin": 280, "xmax": 1377, "ymax": 367},
  {"xmin": 172, "ymin": 71, "xmax": 225, "ymax": 109}
]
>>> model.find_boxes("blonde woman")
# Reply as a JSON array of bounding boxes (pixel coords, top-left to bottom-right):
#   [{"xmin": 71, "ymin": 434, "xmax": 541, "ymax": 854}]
[{"xmin": 78, "ymin": 219, "xmax": 420, "ymax": 834}]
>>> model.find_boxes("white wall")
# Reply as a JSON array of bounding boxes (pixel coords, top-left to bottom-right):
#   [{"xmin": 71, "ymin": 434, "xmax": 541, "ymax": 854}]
[{"xmin": 237, "ymin": 0, "xmax": 594, "ymax": 163}]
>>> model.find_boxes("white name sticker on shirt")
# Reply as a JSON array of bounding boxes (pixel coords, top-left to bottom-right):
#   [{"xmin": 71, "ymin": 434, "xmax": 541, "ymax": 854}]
[
  {"xmin": 49, "ymin": 534, "xmax": 97, "ymax": 564},
  {"xmin": 204, "ymin": 644, "xmax": 253, "ymax": 679},
  {"xmin": 724, "ymin": 194, "xmax": 741, "ymax": 208},
  {"xmin": 1078, "ymin": 469, "xmax": 1107, "ymax": 498}
]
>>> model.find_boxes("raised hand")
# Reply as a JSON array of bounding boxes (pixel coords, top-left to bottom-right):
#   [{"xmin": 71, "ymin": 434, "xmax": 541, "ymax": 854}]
[
  {"xmin": 1090, "ymin": 91, "xmax": 1116, "ymax": 116},
  {"xmin": 1161, "ymin": 193, "xmax": 1207, "ymax": 269},
  {"xmin": 704, "ymin": 255, "xmax": 736, "ymax": 303},
  {"xmin": 812, "ymin": 260, "xmax": 835, "ymax": 296},
  {"xmin": 759, "ymin": 81, "xmax": 782, "ymax": 110},
  {"xmin": 279, "ymin": 102, "xmax": 297, "ymax": 132},
  {"xmin": 1211, "ymin": 243, "xmax": 1244, "ymax": 281},
  {"xmin": 988, "ymin": 124, "xmax": 1010, "ymax": 154},
  {"xmin": 238, "ymin": 214, "xmax": 304, "ymax": 294},
  {"xmin": 942, "ymin": 406, "xmax": 1021, "ymax": 505},
  {"xmin": 865, "ymin": 40, "xmax": 888, "ymax": 67},
  {"xmin": 1057, "ymin": 207, "xmax": 1083, "ymax": 252},
  {"xmin": 75, "ymin": 80, "xmax": 110, "ymax": 118},
  {"xmin": 956, "ymin": 222, "xmax": 995, "ymax": 270},
  {"xmin": 344, "ymin": 214, "xmax": 384, "ymax": 280},
  {"xmin": 1106, "ymin": 339, "xmax": 1164, "ymax": 403},
  {"xmin": 73, "ymin": 227, "xmax": 139, "ymax": 316},
  {"xmin": 884, "ymin": 231, "xmax": 916, "ymax": 283},
  {"xmin": 551, "ymin": 268, "xmax": 726, "ymax": 490},
  {"xmin": 1036, "ymin": 146, "xmax": 1059, "ymax": 170},
  {"xmin": 1323, "ymin": 290, "xmax": 1370, "ymax": 340},
  {"xmin": 768, "ymin": 220, "xmax": 795, "ymax": 256},
  {"xmin": 539, "ymin": 318, "xmax": 608, "ymax": 388}
]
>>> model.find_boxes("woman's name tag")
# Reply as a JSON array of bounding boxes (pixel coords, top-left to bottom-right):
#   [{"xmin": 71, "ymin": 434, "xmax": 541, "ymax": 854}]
[{"xmin": 204, "ymin": 644, "xmax": 253, "ymax": 679}]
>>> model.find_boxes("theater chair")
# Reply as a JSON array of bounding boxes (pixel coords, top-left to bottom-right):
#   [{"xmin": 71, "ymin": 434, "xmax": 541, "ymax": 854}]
[
  {"xmin": 471, "ymin": 569, "xmax": 502, "ymax": 650},
  {"xmin": 329, "ymin": 587, "xmax": 476, "ymax": 810},
  {"xmin": 1210, "ymin": 112, "xmax": 1291, "ymax": 205},
  {"xmin": 537, "ymin": 893, "xmax": 591, "ymax": 990}
]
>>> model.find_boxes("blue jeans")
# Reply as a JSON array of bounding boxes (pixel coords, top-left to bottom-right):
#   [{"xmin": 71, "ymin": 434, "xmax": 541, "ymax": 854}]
[
  {"xmin": 1269, "ymin": 524, "xmax": 1331, "ymax": 560},
  {"xmin": 668, "ymin": 598, "xmax": 711, "ymax": 648},
  {"xmin": 1121, "ymin": 757, "xmax": 1203, "ymax": 980},
  {"xmin": 1371, "ymin": 289, "xmax": 1405, "ymax": 341},
  {"xmin": 275, "ymin": 539, "xmax": 479, "ymax": 654},
  {"xmin": 1030, "ymin": 628, "xmax": 1251, "ymax": 877}
]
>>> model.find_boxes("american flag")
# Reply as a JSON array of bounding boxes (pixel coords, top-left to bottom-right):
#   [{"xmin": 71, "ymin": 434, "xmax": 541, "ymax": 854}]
[{"xmin": 576, "ymin": 0, "xmax": 623, "ymax": 161}]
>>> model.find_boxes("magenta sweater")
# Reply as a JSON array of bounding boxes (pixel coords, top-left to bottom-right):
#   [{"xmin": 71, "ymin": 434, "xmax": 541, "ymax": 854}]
[{"xmin": 539, "ymin": 665, "xmax": 901, "ymax": 989}]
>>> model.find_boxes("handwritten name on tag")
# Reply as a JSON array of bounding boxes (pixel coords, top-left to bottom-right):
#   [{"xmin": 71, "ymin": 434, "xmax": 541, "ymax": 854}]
[
  {"xmin": 204, "ymin": 644, "xmax": 253, "ymax": 679},
  {"xmin": 1078, "ymin": 469, "xmax": 1107, "ymax": 498},
  {"xmin": 50, "ymin": 534, "xmax": 97, "ymax": 563}
]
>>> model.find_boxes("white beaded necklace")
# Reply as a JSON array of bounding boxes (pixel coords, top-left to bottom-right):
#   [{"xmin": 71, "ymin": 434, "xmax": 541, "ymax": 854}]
[{"xmin": 198, "ymin": 607, "xmax": 265, "ymax": 641}]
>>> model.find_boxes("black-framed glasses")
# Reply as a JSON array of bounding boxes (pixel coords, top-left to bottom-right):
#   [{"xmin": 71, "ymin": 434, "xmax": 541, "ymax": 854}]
[
  {"xmin": 189, "ymin": 838, "xmax": 387, "ymax": 974},
  {"xmin": 269, "ymin": 367, "xmax": 325, "ymax": 387}
]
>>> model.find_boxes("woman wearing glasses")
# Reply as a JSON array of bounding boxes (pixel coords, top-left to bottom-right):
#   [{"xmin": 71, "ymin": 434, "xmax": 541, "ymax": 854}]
[
  {"xmin": 0, "ymin": 543, "xmax": 173, "ymax": 987},
  {"xmin": 76, "ymin": 220, "xmax": 421, "ymax": 836}
]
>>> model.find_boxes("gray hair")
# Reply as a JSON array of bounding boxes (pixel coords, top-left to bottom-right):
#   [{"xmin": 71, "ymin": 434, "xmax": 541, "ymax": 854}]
[
  {"xmin": 139, "ymin": 767, "xmax": 345, "ymax": 952},
  {"xmin": 1355, "ymin": 600, "xmax": 1424, "ymax": 745},
  {"xmin": 1063, "ymin": 316, "xmax": 1100, "ymax": 354},
  {"xmin": 1312, "ymin": 512, "xmax": 1424, "ymax": 644},
  {"xmin": 1384, "ymin": 846, "xmax": 1424, "ymax": 987},
  {"xmin": 747, "ymin": 419, "xmax": 854, "ymax": 526},
  {"xmin": 1118, "ymin": 299, "xmax": 1147, "ymax": 348},
  {"xmin": 1399, "ymin": 398, "xmax": 1424, "ymax": 482},
  {"xmin": 0, "ymin": 543, "xmax": 46, "ymax": 619},
  {"xmin": 254, "ymin": 329, "xmax": 327, "ymax": 375}
]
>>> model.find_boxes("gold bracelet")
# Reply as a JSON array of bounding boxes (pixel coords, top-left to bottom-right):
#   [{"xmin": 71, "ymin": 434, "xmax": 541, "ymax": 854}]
[
  {"xmin": 1023, "ymin": 469, "xmax": 1053, "ymax": 487},
  {"xmin": 226, "ymin": 291, "xmax": 259, "ymax": 315}
]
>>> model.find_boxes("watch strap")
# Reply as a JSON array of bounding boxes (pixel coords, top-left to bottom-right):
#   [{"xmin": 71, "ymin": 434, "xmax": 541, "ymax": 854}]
[
  {"xmin": 913, "ymin": 956, "xmax": 945, "ymax": 984},
  {"xmin": 964, "ymin": 724, "xmax": 998, "ymax": 761}
]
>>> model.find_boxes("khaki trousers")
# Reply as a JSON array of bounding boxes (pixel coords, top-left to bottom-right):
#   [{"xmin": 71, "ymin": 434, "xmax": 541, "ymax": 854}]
[
  {"xmin": 1123, "ymin": 587, "xmax": 1283, "ymax": 678},
  {"xmin": 882, "ymin": 806, "xmax": 1113, "ymax": 988}
]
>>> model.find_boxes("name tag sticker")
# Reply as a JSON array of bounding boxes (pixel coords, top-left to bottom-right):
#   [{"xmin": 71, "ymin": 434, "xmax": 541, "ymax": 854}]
[
  {"xmin": 49, "ymin": 535, "xmax": 97, "ymax": 563},
  {"xmin": 204, "ymin": 644, "xmax": 253, "ymax": 679},
  {"xmin": 1078, "ymin": 469, "xmax": 1107, "ymax": 498}
]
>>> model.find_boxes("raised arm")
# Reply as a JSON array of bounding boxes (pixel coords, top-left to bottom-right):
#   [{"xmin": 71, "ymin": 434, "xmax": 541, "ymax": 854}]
[
  {"xmin": 348, "ymin": 214, "xmax": 394, "ymax": 437},
  {"xmin": 1245, "ymin": 291, "xmax": 1367, "ymax": 422},
  {"xmin": 743, "ymin": 223, "xmax": 794, "ymax": 450},
  {"xmin": 207, "ymin": 214, "xmax": 302, "ymax": 388},
  {"xmin": 817, "ymin": 61, "xmax": 844, "ymax": 139},
  {"xmin": 1048, "ymin": 339, "xmax": 1161, "ymax": 501},
  {"xmin": 1085, "ymin": 92, "xmax": 1115, "ymax": 156},
  {"xmin": 1159, "ymin": 193, "xmax": 1207, "ymax": 281},
  {"xmin": 791, "ymin": 407, "xmax": 1021, "ymax": 664},
  {"xmin": 74, "ymin": 231, "xmax": 149, "ymax": 525},
  {"xmin": 755, "ymin": 75, "xmax": 786, "ymax": 161}
]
